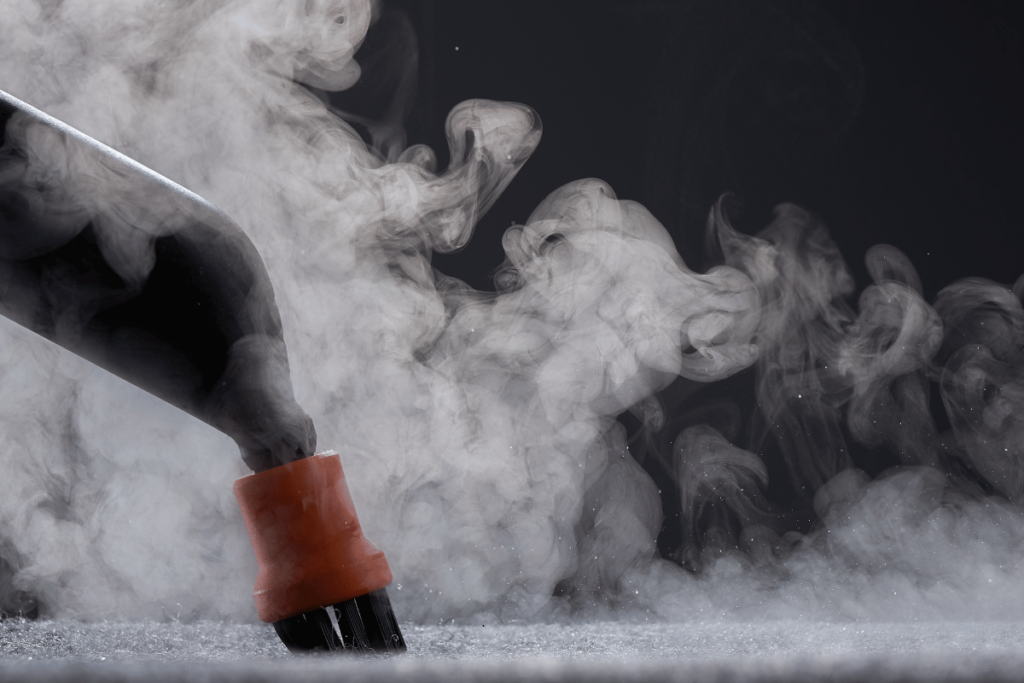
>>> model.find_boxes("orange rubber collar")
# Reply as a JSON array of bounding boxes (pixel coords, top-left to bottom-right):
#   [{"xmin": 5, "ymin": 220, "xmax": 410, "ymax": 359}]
[{"xmin": 233, "ymin": 452, "xmax": 393, "ymax": 623}]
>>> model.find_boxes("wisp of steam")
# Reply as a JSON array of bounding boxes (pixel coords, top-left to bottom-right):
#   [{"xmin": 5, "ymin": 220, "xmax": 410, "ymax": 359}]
[{"xmin": 2, "ymin": 0, "xmax": 1024, "ymax": 626}]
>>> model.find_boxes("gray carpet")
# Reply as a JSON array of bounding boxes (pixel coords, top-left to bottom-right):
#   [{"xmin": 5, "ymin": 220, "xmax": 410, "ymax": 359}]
[{"xmin": 4, "ymin": 619, "xmax": 1024, "ymax": 681}]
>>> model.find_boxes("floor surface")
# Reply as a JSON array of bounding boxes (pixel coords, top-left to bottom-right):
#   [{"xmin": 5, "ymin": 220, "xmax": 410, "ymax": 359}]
[{"xmin": 4, "ymin": 619, "xmax": 1024, "ymax": 681}]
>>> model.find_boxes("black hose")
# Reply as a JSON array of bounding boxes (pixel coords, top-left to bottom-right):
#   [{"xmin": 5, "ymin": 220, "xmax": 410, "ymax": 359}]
[{"xmin": 0, "ymin": 89, "xmax": 314, "ymax": 472}]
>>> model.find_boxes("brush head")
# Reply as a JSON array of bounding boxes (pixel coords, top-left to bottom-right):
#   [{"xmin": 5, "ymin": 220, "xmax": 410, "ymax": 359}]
[
  {"xmin": 273, "ymin": 588, "xmax": 406, "ymax": 654},
  {"xmin": 234, "ymin": 451, "xmax": 405, "ymax": 654}
]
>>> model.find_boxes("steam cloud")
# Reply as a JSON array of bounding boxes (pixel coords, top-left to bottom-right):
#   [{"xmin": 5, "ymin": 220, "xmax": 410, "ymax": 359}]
[{"xmin": 2, "ymin": 0, "xmax": 1024, "ymax": 627}]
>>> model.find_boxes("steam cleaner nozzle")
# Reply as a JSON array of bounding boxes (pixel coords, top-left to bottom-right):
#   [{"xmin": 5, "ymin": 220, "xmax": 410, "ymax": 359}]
[{"xmin": 233, "ymin": 451, "xmax": 406, "ymax": 654}]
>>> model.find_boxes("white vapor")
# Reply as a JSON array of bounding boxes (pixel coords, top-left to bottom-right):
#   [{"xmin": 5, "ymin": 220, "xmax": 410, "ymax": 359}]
[{"xmin": 3, "ymin": 0, "xmax": 1024, "ymax": 629}]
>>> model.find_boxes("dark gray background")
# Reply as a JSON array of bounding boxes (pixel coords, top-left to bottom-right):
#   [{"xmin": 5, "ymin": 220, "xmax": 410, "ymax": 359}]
[{"xmin": 324, "ymin": 0, "xmax": 1024, "ymax": 554}]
